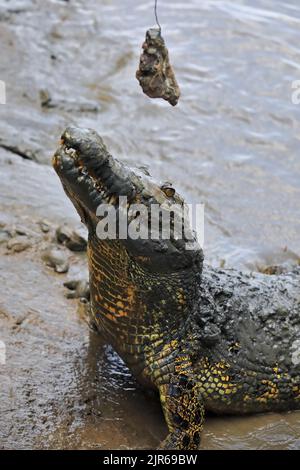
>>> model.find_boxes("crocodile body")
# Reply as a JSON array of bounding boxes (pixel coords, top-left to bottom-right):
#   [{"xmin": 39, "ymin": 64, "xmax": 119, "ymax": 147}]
[{"xmin": 53, "ymin": 127, "xmax": 300, "ymax": 450}]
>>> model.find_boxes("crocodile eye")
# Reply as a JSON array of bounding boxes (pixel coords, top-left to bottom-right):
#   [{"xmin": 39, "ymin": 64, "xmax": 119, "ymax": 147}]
[{"xmin": 161, "ymin": 183, "xmax": 175, "ymax": 198}]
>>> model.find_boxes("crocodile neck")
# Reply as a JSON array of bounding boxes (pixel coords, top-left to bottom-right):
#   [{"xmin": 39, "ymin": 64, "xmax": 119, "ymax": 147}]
[{"xmin": 87, "ymin": 232, "xmax": 200, "ymax": 379}]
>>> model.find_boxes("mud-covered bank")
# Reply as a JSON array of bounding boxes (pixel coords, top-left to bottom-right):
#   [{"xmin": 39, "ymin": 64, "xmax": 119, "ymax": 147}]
[{"xmin": 1, "ymin": 0, "xmax": 300, "ymax": 450}]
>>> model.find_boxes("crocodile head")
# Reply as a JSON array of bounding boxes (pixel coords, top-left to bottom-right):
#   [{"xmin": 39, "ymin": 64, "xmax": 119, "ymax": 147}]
[{"xmin": 53, "ymin": 127, "xmax": 203, "ymax": 351}]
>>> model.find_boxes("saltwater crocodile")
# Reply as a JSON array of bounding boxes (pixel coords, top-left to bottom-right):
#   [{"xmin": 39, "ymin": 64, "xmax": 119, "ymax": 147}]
[{"xmin": 53, "ymin": 126, "xmax": 300, "ymax": 450}]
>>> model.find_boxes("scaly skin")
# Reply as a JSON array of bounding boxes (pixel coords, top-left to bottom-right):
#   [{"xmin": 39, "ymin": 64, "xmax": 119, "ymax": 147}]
[{"xmin": 53, "ymin": 127, "xmax": 300, "ymax": 450}]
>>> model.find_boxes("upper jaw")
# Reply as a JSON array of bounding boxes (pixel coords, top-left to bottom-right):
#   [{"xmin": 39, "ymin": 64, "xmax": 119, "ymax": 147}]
[
  {"xmin": 53, "ymin": 126, "xmax": 138, "ymax": 209},
  {"xmin": 55, "ymin": 126, "xmax": 110, "ymax": 171}
]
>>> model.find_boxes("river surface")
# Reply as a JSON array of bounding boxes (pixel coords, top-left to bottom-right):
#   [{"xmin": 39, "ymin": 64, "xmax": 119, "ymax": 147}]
[{"xmin": 0, "ymin": 0, "xmax": 300, "ymax": 450}]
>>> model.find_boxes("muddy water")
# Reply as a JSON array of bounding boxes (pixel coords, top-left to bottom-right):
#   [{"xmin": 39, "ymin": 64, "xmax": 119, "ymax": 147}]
[{"xmin": 0, "ymin": 0, "xmax": 300, "ymax": 449}]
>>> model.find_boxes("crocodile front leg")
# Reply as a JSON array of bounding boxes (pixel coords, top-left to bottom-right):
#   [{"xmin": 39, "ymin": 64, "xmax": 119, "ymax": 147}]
[{"xmin": 158, "ymin": 374, "xmax": 205, "ymax": 450}]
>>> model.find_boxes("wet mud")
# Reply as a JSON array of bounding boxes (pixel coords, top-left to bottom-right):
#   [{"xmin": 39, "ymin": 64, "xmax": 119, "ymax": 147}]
[{"xmin": 0, "ymin": 0, "xmax": 300, "ymax": 450}]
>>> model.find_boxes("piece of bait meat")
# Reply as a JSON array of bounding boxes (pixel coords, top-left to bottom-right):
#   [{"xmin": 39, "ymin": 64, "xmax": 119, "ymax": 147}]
[{"xmin": 136, "ymin": 28, "xmax": 181, "ymax": 106}]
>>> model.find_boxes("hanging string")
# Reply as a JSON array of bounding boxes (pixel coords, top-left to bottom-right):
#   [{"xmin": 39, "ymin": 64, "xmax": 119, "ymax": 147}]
[{"xmin": 154, "ymin": 0, "xmax": 161, "ymax": 31}]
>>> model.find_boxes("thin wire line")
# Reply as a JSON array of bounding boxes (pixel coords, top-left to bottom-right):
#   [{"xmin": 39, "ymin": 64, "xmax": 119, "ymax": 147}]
[{"xmin": 154, "ymin": 0, "xmax": 161, "ymax": 30}]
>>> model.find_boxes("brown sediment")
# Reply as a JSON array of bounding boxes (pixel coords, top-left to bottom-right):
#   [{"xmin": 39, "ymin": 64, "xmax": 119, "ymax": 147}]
[{"xmin": 136, "ymin": 28, "xmax": 181, "ymax": 106}]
